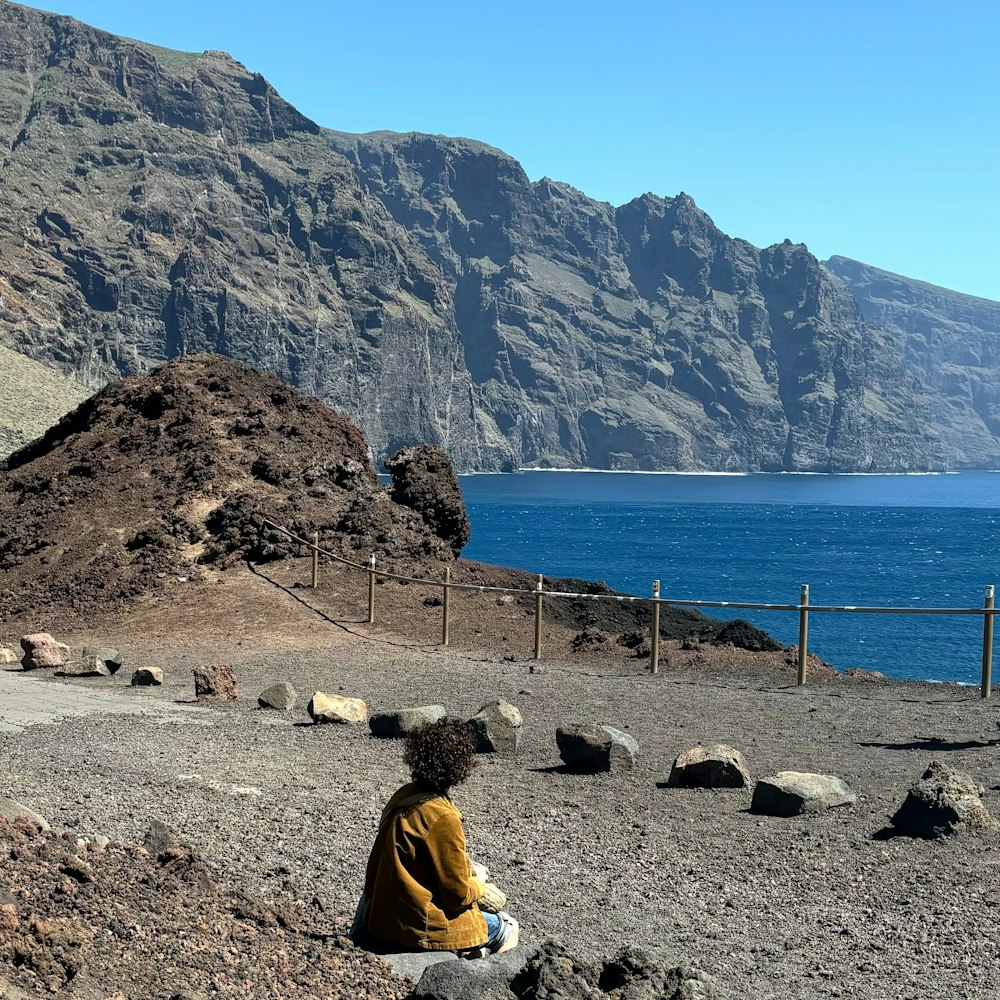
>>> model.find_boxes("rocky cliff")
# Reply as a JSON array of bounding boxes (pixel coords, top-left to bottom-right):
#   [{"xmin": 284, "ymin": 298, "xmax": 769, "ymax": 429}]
[
  {"xmin": 0, "ymin": 1, "xmax": 994, "ymax": 471},
  {"xmin": 825, "ymin": 256, "xmax": 1000, "ymax": 469}
]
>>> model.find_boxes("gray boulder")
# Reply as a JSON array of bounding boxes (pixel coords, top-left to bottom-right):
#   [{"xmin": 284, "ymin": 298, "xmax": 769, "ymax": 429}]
[
  {"xmin": 144, "ymin": 819, "xmax": 180, "ymax": 854},
  {"xmin": 131, "ymin": 667, "xmax": 164, "ymax": 686},
  {"xmin": 0, "ymin": 797, "xmax": 49, "ymax": 831},
  {"xmin": 55, "ymin": 655, "xmax": 111, "ymax": 678},
  {"xmin": 258, "ymin": 682, "xmax": 298, "ymax": 711},
  {"xmin": 890, "ymin": 760, "xmax": 999, "ymax": 838},
  {"xmin": 556, "ymin": 724, "xmax": 638, "ymax": 773},
  {"xmin": 751, "ymin": 771, "xmax": 856, "ymax": 817},
  {"xmin": 82, "ymin": 646, "xmax": 124, "ymax": 674},
  {"xmin": 468, "ymin": 699, "xmax": 522, "ymax": 755},
  {"xmin": 370, "ymin": 705, "xmax": 447, "ymax": 738},
  {"xmin": 19, "ymin": 632, "xmax": 70, "ymax": 670},
  {"xmin": 668, "ymin": 744, "xmax": 752, "ymax": 788}
]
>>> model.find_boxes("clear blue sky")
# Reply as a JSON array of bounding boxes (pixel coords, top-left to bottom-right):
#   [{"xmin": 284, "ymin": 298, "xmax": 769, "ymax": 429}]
[{"xmin": 39, "ymin": 0, "xmax": 1000, "ymax": 300}]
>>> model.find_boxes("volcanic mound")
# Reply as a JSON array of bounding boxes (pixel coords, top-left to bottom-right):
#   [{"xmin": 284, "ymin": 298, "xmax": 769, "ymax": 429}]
[{"xmin": 0, "ymin": 354, "xmax": 465, "ymax": 619}]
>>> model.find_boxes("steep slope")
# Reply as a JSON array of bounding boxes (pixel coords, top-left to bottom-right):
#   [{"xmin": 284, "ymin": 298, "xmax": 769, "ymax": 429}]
[
  {"xmin": 0, "ymin": 0, "xmax": 492, "ymax": 468},
  {"xmin": 0, "ymin": 344, "xmax": 90, "ymax": 454},
  {"xmin": 826, "ymin": 256, "xmax": 1000, "ymax": 468},
  {"xmin": 0, "ymin": 353, "xmax": 468, "ymax": 619},
  {"xmin": 0, "ymin": 1, "xmax": 981, "ymax": 471}
]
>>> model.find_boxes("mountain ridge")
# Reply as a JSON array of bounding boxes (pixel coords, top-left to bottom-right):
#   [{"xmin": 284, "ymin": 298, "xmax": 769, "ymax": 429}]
[{"xmin": 0, "ymin": 1, "xmax": 997, "ymax": 471}]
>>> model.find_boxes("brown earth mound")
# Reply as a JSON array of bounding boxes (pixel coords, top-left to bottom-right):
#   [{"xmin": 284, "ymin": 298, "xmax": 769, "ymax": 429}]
[
  {"xmin": 0, "ymin": 354, "xmax": 464, "ymax": 619},
  {"xmin": 0, "ymin": 817, "xmax": 405, "ymax": 999}
]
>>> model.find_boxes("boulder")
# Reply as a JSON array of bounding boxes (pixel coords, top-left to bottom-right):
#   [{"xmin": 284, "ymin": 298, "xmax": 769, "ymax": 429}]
[
  {"xmin": 0, "ymin": 797, "xmax": 49, "ymax": 831},
  {"xmin": 0, "ymin": 646, "xmax": 17, "ymax": 664},
  {"xmin": 19, "ymin": 633, "xmax": 70, "ymax": 670},
  {"xmin": 193, "ymin": 664, "xmax": 237, "ymax": 701},
  {"xmin": 369, "ymin": 705, "xmax": 447, "ymax": 738},
  {"xmin": 258, "ymin": 682, "xmax": 297, "ymax": 711},
  {"xmin": 668, "ymin": 744, "xmax": 752, "ymax": 788},
  {"xmin": 82, "ymin": 646, "xmax": 124, "ymax": 674},
  {"xmin": 144, "ymin": 819, "xmax": 180, "ymax": 854},
  {"xmin": 308, "ymin": 691, "xmax": 368, "ymax": 724},
  {"xmin": 751, "ymin": 771, "xmax": 857, "ymax": 817},
  {"xmin": 54, "ymin": 655, "xmax": 111, "ymax": 678},
  {"xmin": 468, "ymin": 699, "xmax": 522, "ymax": 755},
  {"xmin": 556, "ymin": 724, "xmax": 638, "ymax": 773},
  {"xmin": 496, "ymin": 594, "xmax": 516, "ymax": 607},
  {"xmin": 890, "ymin": 761, "xmax": 999, "ymax": 838},
  {"xmin": 131, "ymin": 667, "xmax": 164, "ymax": 686}
]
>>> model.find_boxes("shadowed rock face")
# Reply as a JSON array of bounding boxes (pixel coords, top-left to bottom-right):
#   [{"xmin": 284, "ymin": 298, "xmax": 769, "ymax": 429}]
[{"xmin": 0, "ymin": 4, "xmax": 995, "ymax": 471}]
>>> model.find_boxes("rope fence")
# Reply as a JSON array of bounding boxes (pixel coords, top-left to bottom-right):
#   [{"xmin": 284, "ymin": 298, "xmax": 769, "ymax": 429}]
[{"xmin": 259, "ymin": 519, "xmax": 998, "ymax": 698}]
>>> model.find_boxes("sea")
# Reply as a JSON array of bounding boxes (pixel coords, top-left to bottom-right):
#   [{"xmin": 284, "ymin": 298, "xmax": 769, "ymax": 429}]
[{"xmin": 458, "ymin": 471, "xmax": 1000, "ymax": 685}]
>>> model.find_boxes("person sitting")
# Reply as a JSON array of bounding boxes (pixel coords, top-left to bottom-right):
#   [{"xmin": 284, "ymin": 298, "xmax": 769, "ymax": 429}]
[{"xmin": 356, "ymin": 718, "xmax": 518, "ymax": 957}]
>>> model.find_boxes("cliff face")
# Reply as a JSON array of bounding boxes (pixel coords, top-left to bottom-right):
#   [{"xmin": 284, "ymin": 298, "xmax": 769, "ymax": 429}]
[
  {"xmin": 0, "ymin": 2, "xmax": 991, "ymax": 471},
  {"xmin": 825, "ymin": 256, "xmax": 1000, "ymax": 469}
]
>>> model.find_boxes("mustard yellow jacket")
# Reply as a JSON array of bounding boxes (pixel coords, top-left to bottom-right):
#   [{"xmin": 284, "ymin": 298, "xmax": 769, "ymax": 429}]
[{"xmin": 362, "ymin": 782, "xmax": 488, "ymax": 951}]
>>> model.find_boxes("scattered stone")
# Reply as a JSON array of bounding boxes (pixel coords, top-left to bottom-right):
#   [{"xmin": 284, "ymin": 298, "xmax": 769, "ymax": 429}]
[
  {"xmin": 556, "ymin": 724, "xmax": 639, "ymax": 773},
  {"xmin": 0, "ymin": 797, "xmax": 50, "ymax": 831},
  {"xmin": 19, "ymin": 633, "xmax": 70, "ymax": 670},
  {"xmin": 192, "ymin": 664, "xmax": 237, "ymax": 701},
  {"xmin": 0, "ymin": 646, "xmax": 17, "ymax": 664},
  {"xmin": 54, "ymin": 655, "xmax": 111, "ymax": 678},
  {"xmin": 468, "ymin": 699, "xmax": 522, "ymax": 755},
  {"xmin": 82, "ymin": 646, "xmax": 125, "ymax": 674},
  {"xmin": 680, "ymin": 634, "xmax": 700, "ymax": 650},
  {"xmin": 890, "ymin": 760, "xmax": 999, "ymax": 838},
  {"xmin": 369, "ymin": 705, "xmax": 447, "ymax": 738},
  {"xmin": 94, "ymin": 835, "xmax": 111, "ymax": 849},
  {"xmin": 422, "ymin": 595, "xmax": 444, "ymax": 607},
  {"xmin": 529, "ymin": 663, "xmax": 545, "ymax": 674},
  {"xmin": 257, "ymin": 682, "xmax": 297, "ymax": 711},
  {"xmin": 144, "ymin": 819, "xmax": 180, "ymax": 854},
  {"xmin": 751, "ymin": 771, "xmax": 857, "ymax": 817},
  {"xmin": 131, "ymin": 667, "xmax": 164, "ymax": 686},
  {"xmin": 840, "ymin": 667, "xmax": 888, "ymax": 681},
  {"xmin": 308, "ymin": 691, "xmax": 368, "ymax": 724},
  {"xmin": 668, "ymin": 744, "xmax": 752, "ymax": 788},
  {"xmin": 496, "ymin": 594, "xmax": 516, "ymax": 606}
]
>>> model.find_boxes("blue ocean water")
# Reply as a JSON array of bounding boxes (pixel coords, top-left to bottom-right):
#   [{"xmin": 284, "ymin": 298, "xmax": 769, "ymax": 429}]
[{"xmin": 459, "ymin": 472, "xmax": 1000, "ymax": 684}]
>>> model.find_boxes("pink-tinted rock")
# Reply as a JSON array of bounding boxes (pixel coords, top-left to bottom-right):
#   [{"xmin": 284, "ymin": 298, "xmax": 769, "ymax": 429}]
[{"xmin": 19, "ymin": 633, "xmax": 70, "ymax": 670}]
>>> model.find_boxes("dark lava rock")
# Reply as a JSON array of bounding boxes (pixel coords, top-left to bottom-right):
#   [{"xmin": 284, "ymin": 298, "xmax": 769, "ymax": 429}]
[
  {"xmin": 709, "ymin": 619, "xmax": 784, "ymax": 653},
  {"xmin": 890, "ymin": 760, "xmax": 999, "ymax": 839},
  {"xmin": 556, "ymin": 725, "xmax": 638, "ymax": 774},
  {"xmin": 385, "ymin": 445, "xmax": 470, "ymax": 556},
  {"xmin": 369, "ymin": 705, "xmax": 447, "ymax": 739},
  {"xmin": 82, "ymin": 646, "xmax": 124, "ymax": 674}
]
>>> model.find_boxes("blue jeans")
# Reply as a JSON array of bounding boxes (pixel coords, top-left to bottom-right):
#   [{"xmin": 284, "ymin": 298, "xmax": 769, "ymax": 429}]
[{"xmin": 483, "ymin": 910, "xmax": 511, "ymax": 950}]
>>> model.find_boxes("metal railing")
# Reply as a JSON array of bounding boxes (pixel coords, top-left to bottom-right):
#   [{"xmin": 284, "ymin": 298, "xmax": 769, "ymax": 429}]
[{"xmin": 259, "ymin": 519, "xmax": 997, "ymax": 698}]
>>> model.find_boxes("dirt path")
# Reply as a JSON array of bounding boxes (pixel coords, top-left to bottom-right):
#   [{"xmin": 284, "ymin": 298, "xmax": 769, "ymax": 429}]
[{"xmin": 2, "ymin": 569, "xmax": 1000, "ymax": 999}]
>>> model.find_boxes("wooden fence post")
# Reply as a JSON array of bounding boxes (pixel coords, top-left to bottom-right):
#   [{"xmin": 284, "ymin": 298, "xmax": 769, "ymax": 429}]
[
  {"xmin": 797, "ymin": 584, "xmax": 809, "ymax": 685},
  {"xmin": 533, "ymin": 575, "xmax": 544, "ymax": 661},
  {"xmin": 982, "ymin": 585, "xmax": 994, "ymax": 699},
  {"xmin": 442, "ymin": 566, "xmax": 451, "ymax": 647},
  {"xmin": 368, "ymin": 555, "xmax": 377, "ymax": 625},
  {"xmin": 311, "ymin": 531, "xmax": 319, "ymax": 590},
  {"xmin": 650, "ymin": 580, "xmax": 660, "ymax": 674}
]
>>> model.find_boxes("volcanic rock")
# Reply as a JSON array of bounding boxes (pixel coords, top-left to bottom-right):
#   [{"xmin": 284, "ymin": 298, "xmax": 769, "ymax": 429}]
[
  {"xmin": 369, "ymin": 705, "xmax": 447, "ymax": 739},
  {"xmin": 467, "ymin": 700, "xmax": 522, "ymax": 755},
  {"xmin": 751, "ymin": 771, "xmax": 857, "ymax": 817},
  {"xmin": 82, "ymin": 647, "xmax": 124, "ymax": 674},
  {"xmin": 131, "ymin": 667, "xmax": 164, "ymax": 687},
  {"xmin": 308, "ymin": 692, "xmax": 368, "ymax": 725},
  {"xmin": 709, "ymin": 619, "xmax": 784, "ymax": 653},
  {"xmin": 257, "ymin": 682, "xmax": 297, "ymax": 711},
  {"xmin": 54, "ymin": 655, "xmax": 111, "ymax": 678},
  {"xmin": 19, "ymin": 634, "xmax": 70, "ymax": 671},
  {"xmin": 556, "ymin": 725, "xmax": 639, "ymax": 773},
  {"xmin": 889, "ymin": 761, "xmax": 999, "ymax": 838},
  {"xmin": 144, "ymin": 820, "xmax": 181, "ymax": 855},
  {"xmin": 0, "ymin": 798, "xmax": 49, "ymax": 831},
  {"xmin": 668, "ymin": 745, "xmax": 752, "ymax": 788},
  {"xmin": 0, "ymin": 647, "xmax": 17, "ymax": 665},
  {"xmin": 193, "ymin": 665, "xmax": 238, "ymax": 702}
]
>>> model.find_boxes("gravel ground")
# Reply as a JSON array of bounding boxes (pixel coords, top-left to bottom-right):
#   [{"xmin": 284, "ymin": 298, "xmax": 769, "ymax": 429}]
[{"xmin": 3, "ymin": 566, "xmax": 1000, "ymax": 999}]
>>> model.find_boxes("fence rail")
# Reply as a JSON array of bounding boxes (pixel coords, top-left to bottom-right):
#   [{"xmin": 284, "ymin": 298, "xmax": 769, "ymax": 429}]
[{"xmin": 259, "ymin": 519, "xmax": 997, "ymax": 698}]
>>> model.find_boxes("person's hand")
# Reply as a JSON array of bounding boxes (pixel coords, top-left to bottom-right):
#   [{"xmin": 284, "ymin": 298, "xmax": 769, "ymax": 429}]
[{"xmin": 472, "ymin": 861, "xmax": 490, "ymax": 882}]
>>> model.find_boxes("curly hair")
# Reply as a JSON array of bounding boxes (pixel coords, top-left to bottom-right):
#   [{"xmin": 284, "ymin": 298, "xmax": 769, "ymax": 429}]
[{"xmin": 403, "ymin": 719, "xmax": 478, "ymax": 794}]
